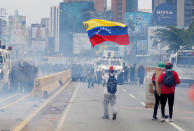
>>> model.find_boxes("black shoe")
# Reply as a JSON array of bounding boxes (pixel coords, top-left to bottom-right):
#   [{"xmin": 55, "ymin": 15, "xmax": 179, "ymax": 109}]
[
  {"xmin": 112, "ymin": 113, "xmax": 117, "ymax": 120},
  {"xmin": 102, "ymin": 115, "xmax": 109, "ymax": 119},
  {"xmin": 152, "ymin": 116, "xmax": 158, "ymax": 120}
]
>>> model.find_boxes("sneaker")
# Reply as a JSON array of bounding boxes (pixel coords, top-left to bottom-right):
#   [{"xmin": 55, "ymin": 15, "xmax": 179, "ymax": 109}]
[
  {"xmin": 160, "ymin": 117, "xmax": 165, "ymax": 122},
  {"xmin": 112, "ymin": 113, "xmax": 117, "ymax": 120},
  {"xmin": 152, "ymin": 116, "xmax": 158, "ymax": 120},
  {"xmin": 102, "ymin": 115, "xmax": 109, "ymax": 119},
  {"xmin": 168, "ymin": 118, "xmax": 173, "ymax": 122}
]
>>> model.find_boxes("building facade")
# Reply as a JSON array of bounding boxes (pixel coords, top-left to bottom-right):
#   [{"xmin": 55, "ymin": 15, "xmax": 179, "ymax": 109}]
[
  {"xmin": 41, "ymin": 18, "xmax": 49, "ymax": 29},
  {"xmin": 59, "ymin": 1, "xmax": 94, "ymax": 56},
  {"xmin": 49, "ymin": 6, "xmax": 59, "ymax": 53},
  {"xmin": 185, "ymin": 0, "xmax": 192, "ymax": 25},
  {"xmin": 94, "ymin": 0, "xmax": 105, "ymax": 12},
  {"xmin": 152, "ymin": 0, "xmax": 192, "ymax": 26},
  {"xmin": 111, "ymin": 0, "xmax": 138, "ymax": 23},
  {"xmin": 192, "ymin": 0, "xmax": 194, "ymax": 22},
  {"xmin": 31, "ymin": 24, "xmax": 48, "ymax": 51},
  {"xmin": 0, "ymin": 8, "xmax": 7, "ymax": 44},
  {"xmin": 111, "ymin": 0, "xmax": 126, "ymax": 22},
  {"xmin": 126, "ymin": 0, "xmax": 138, "ymax": 12},
  {"xmin": 8, "ymin": 10, "xmax": 27, "ymax": 45},
  {"xmin": 177, "ymin": 0, "xmax": 192, "ymax": 26},
  {"xmin": 63, "ymin": 0, "xmax": 105, "ymax": 12}
]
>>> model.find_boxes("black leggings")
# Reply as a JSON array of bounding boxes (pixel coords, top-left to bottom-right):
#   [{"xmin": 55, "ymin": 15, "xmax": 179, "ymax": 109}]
[
  {"xmin": 160, "ymin": 94, "xmax": 174, "ymax": 119},
  {"xmin": 153, "ymin": 91, "xmax": 160, "ymax": 117}
]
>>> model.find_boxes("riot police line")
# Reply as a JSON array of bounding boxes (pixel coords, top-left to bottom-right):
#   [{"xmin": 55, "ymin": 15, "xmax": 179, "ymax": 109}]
[
  {"xmin": 0, "ymin": 61, "xmax": 146, "ymax": 94},
  {"xmin": 71, "ymin": 63, "xmax": 145, "ymax": 86}
]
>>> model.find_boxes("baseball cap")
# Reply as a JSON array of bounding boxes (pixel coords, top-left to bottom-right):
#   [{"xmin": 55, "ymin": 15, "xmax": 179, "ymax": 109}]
[
  {"xmin": 158, "ymin": 62, "xmax": 165, "ymax": 68},
  {"xmin": 109, "ymin": 66, "xmax": 114, "ymax": 71},
  {"xmin": 165, "ymin": 62, "xmax": 173, "ymax": 69}
]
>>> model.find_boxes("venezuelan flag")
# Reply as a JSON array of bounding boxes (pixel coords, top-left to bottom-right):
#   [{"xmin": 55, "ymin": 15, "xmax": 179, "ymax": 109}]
[{"xmin": 83, "ymin": 19, "xmax": 129, "ymax": 47}]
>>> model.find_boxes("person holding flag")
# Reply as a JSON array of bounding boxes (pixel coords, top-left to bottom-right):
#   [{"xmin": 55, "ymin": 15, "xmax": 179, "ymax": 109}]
[
  {"xmin": 101, "ymin": 66, "xmax": 118, "ymax": 120},
  {"xmin": 83, "ymin": 19, "xmax": 129, "ymax": 120}
]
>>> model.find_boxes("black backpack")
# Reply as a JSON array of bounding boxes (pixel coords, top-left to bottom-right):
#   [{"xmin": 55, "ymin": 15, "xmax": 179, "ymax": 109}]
[
  {"xmin": 107, "ymin": 74, "xmax": 117, "ymax": 94},
  {"xmin": 163, "ymin": 70, "xmax": 175, "ymax": 87}
]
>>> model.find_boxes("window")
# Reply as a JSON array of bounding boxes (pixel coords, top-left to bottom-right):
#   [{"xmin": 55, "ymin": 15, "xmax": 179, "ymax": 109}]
[
  {"xmin": 0, "ymin": 56, "xmax": 2, "ymax": 64},
  {"xmin": 177, "ymin": 56, "xmax": 194, "ymax": 65}
]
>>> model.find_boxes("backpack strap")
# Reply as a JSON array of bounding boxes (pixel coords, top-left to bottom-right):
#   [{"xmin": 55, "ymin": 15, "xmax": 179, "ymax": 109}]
[{"xmin": 109, "ymin": 74, "xmax": 115, "ymax": 77}]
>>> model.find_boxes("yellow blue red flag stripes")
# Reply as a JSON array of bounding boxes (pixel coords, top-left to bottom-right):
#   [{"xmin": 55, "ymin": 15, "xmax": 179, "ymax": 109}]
[{"xmin": 83, "ymin": 19, "xmax": 130, "ymax": 47}]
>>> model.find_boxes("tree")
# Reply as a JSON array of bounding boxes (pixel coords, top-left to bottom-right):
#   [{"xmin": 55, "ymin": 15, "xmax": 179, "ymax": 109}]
[{"xmin": 155, "ymin": 22, "xmax": 194, "ymax": 51}]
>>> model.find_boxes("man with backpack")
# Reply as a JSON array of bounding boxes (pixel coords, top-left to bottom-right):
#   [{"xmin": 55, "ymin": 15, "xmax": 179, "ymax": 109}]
[
  {"xmin": 102, "ymin": 66, "xmax": 117, "ymax": 120},
  {"xmin": 158, "ymin": 62, "xmax": 180, "ymax": 122}
]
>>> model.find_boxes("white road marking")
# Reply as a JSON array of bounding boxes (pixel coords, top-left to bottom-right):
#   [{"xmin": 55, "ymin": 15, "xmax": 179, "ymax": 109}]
[
  {"xmin": 129, "ymin": 94, "xmax": 135, "ymax": 99},
  {"xmin": 56, "ymin": 83, "xmax": 80, "ymax": 131},
  {"xmin": 0, "ymin": 95, "xmax": 30, "ymax": 110},
  {"xmin": 0, "ymin": 94, "xmax": 19, "ymax": 103},
  {"xmin": 140, "ymin": 101, "xmax": 145, "ymax": 106},
  {"xmin": 13, "ymin": 81, "xmax": 71, "ymax": 131},
  {"xmin": 167, "ymin": 121, "xmax": 185, "ymax": 131}
]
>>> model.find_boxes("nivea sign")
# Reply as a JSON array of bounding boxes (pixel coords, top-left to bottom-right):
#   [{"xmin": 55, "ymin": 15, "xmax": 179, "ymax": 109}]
[{"xmin": 153, "ymin": 3, "xmax": 177, "ymax": 26}]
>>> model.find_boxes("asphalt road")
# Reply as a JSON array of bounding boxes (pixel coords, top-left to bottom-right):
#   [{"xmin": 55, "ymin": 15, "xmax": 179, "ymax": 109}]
[
  {"xmin": 0, "ymin": 82, "xmax": 193, "ymax": 131},
  {"xmin": 57, "ymin": 82, "xmax": 194, "ymax": 131}
]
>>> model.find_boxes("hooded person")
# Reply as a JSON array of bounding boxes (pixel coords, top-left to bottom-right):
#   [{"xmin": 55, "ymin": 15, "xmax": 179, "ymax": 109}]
[
  {"xmin": 152, "ymin": 62, "xmax": 165, "ymax": 120},
  {"xmin": 101, "ymin": 66, "xmax": 118, "ymax": 120}
]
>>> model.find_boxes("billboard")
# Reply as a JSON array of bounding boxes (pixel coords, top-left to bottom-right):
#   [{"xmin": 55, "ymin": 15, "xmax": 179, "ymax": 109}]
[
  {"xmin": 153, "ymin": 3, "xmax": 177, "ymax": 26},
  {"xmin": 31, "ymin": 24, "xmax": 48, "ymax": 50},
  {"xmin": 31, "ymin": 24, "xmax": 47, "ymax": 41},
  {"xmin": 8, "ymin": 15, "xmax": 26, "ymax": 45},
  {"xmin": 148, "ymin": 26, "xmax": 169, "ymax": 55},
  {"xmin": 125, "ymin": 12, "xmax": 152, "ymax": 33},
  {"xmin": 136, "ymin": 40, "xmax": 147, "ymax": 55}
]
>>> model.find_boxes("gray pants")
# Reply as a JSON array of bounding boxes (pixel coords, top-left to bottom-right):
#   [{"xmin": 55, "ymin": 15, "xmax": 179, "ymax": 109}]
[{"xmin": 103, "ymin": 94, "xmax": 117, "ymax": 116}]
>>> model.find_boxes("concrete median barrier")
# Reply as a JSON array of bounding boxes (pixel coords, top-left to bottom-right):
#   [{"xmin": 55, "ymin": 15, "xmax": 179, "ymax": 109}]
[{"xmin": 31, "ymin": 70, "xmax": 71, "ymax": 97}]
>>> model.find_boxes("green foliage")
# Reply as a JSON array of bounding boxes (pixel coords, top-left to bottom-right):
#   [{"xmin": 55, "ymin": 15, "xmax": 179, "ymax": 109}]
[{"xmin": 155, "ymin": 22, "xmax": 194, "ymax": 51}]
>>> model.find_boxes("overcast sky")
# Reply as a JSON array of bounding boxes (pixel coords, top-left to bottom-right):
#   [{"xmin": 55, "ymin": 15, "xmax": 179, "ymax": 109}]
[{"xmin": 0, "ymin": 0, "xmax": 152, "ymax": 26}]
